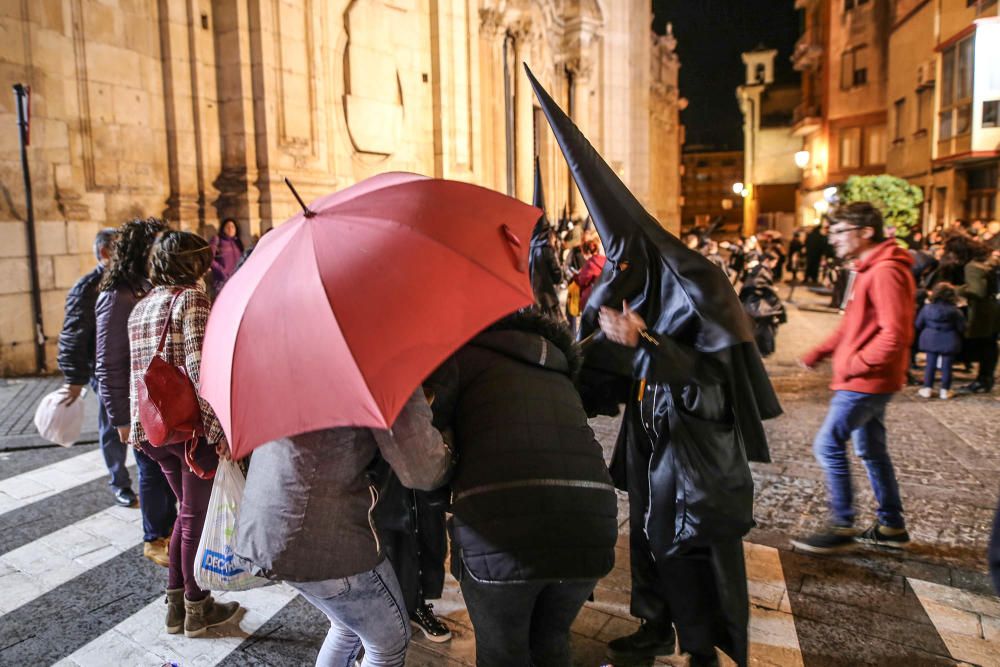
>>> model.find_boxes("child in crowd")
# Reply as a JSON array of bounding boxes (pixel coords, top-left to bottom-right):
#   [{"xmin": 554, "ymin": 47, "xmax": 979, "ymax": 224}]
[{"xmin": 916, "ymin": 282, "xmax": 966, "ymax": 400}]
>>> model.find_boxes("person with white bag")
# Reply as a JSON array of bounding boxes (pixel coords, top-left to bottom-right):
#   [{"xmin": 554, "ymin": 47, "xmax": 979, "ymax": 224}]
[{"xmin": 128, "ymin": 231, "xmax": 242, "ymax": 638}]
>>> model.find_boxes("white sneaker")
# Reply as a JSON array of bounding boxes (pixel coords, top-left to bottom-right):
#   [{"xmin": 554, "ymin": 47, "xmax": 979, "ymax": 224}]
[
  {"xmin": 940, "ymin": 389, "xmax": 954, "ymax": 400},
  {"xmin": 918, "ymin": 387, "xmax": 933, "ymax": 399}
]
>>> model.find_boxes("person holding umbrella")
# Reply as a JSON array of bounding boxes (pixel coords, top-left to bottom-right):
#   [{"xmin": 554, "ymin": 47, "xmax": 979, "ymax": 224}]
[{"xmin": 198, "ymin": 173, "xmax": 546, "ymax": 665}]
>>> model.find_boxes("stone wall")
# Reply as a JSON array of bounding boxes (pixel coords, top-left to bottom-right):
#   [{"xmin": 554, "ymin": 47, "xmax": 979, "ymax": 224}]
[{"xmin": 0, "ymin": 0, "xmax": 680, "ymax": 376}]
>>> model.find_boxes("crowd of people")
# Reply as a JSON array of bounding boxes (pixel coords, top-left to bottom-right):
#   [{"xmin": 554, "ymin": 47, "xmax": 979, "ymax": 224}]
[{"xmin": 50, "ymin": 72, "xmax": 998, "ymax": 667}]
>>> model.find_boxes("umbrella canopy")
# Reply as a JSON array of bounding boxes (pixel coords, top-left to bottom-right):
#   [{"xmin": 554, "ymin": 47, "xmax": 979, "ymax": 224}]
[{"xmin": 200, "ymin": 172, "xmax": 540, "ymax": 459}]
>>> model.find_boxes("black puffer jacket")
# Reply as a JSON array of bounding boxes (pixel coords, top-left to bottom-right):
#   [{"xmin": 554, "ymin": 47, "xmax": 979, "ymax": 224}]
[
  {"xmin": 441, "ymin": 313, "xmax": 618, "ymax": 584},
  {"xmin": 57, "ymin": 265, "xmax": 103, "ymax": 385}
]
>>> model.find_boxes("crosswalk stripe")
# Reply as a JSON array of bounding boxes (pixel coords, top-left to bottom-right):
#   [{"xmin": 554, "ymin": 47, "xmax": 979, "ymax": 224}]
[
  {"xmin": 908, "ymin": 577, "xmax": 1000, "ymax": 667},
  {"xmin": 54, "ymin": 584, "xmax": 300, "ymax": 667},
  {"xmin": 0, "ymin": 504, "xmax": 143, "ymax": 616},
  {"xmin": 0, "ymin": 448, "xmax": 121, "ymax": 517}
]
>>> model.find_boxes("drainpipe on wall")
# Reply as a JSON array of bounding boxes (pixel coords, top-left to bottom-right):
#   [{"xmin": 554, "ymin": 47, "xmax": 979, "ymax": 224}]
[
  {"xmin": 12, "ymin": 84, "xmax": 47, "ymax": 374},
  {"xmin": 503, "ymin": 31, "xmax": 516, "ymax": 198}
]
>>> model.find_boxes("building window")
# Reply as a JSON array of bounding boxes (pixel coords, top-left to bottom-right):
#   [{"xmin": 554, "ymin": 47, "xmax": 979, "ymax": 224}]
[
  {"xmin": 983, "ymin": 100, "xmax": 999, "ymax": 128},
  {"xmin": 841, "ymin": 47, "xmax": 869, "ymax": 89},
  {"xmin": 893, "ymin": 99, "xmax": 906, "ymax": 141},
  {"xmin": 839, "ymin": 127, "xmax": 862, "ymax": 168},
  {"xmin": 916, "ymin": 88, "xmax": 932, "ymax": 134},
  {"xmin": 866, "ymin": 125, "xmax": 887, "ymax": 165},
  {"xmin": 939, "ymin": 35, "xmax": 975, "ymax": 143},
  {"xmin": 966, "ymin": 164, "xmax": 997, "ymax": 220},
  {"xmin": 845, "ymin": 0, "xmax": 870, "ymax": 10}
]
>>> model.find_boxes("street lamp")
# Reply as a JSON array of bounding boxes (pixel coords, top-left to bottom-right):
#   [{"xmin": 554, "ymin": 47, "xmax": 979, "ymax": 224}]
[
  {"xmin": 732, "ymin": 182, "xmax": 744, "ymax": 195},
  {"xmin": 794, "ymin": 150, "xmax": 810, "ymax": 169}
]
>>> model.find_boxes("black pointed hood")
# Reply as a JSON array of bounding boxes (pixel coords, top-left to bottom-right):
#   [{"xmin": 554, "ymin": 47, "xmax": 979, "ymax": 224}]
[
  {"xmin": 524, "ymin": 64, "xmax": 752, "ymax": 353},
  {"xmin": 527, "ymin": 155, "xmax": 559, "ymax": 312},
  {"xmin": 530, "ymin": 156, "xmax": 550, "ymax": 242},
  {"xmin": 525, "ymin": 64, "xmax": 780, "ymax": 459}
]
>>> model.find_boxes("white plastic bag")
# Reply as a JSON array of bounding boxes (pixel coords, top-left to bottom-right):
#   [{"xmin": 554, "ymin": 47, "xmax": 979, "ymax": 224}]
[
  {"xmin": 34, "ymin": 388, "xmax": 86, "ymax": 447},
  {"xmin": 194, "ymin": 459, "xmax": 269, "ymax": 591}
]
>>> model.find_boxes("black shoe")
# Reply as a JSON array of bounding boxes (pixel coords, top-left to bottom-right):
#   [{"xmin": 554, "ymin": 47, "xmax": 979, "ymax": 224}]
[
  {"xmin": 113, "ymin": 487, "xmax": 138, "ymax": 507},
  {"xmin": 790, "ymin": 526, "xmax": 857, "ymax": 554},
  {"xmin": 957, "ymin": 381, "xmax": 992, "ymax": 394},
  {"xmin": 410, "ymin": 603, "xmax": 451, "ymax": 643},
  {"xmin": 689, "ymin": 652, "xmax": 720, "ymax": 667},
  {"xmin": 855, "ymin": 523, "xmax": 910, "ymax": 550},
  {"xmin": 606, "ymin": 622, "xmax": 676, "ymax": 661}
]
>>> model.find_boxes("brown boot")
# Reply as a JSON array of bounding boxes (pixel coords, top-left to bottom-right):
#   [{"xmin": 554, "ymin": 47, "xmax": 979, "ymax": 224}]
[
  {"xmin": 165, "ymin": 589, "xmax": 185, "ymax": 634},
  {"xmin": 184, "ymin": 595, "xmax": 241, "ymax": 638},
  {"xmin": 143, "ymin": 538, "xmax": 170, "ymax": 568}
]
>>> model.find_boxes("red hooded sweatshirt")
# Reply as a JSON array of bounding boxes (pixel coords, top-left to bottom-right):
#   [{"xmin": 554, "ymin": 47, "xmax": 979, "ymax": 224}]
[{"xmin": 802, "ymin": 240, "xmax": 915, "ymax": 394}]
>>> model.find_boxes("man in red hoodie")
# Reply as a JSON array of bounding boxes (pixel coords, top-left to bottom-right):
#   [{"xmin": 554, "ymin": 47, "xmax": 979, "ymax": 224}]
[{"xmin": 792, "ymin": 203, "xmax": 916, "ymax": 554}]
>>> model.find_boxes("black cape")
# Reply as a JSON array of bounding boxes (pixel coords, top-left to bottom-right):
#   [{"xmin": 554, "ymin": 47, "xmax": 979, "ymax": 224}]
[
  {"xmin": 528, "ymin": 65, "xmax": 782, "ymax": 666},
  {"xmin": 527, "ymin": 157, "xmax": 562, "ymax": 316}
]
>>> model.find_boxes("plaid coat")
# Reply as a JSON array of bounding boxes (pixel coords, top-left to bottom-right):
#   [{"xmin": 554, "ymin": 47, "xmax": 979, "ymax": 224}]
[{"xmin": 127, "ymin": 285, "xmax": 224, "ymax": 446}]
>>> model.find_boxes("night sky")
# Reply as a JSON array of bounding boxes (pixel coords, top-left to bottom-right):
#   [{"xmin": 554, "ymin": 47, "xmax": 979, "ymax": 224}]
[{"xmin": 652, "ymin": 0, "xmax": 800, "ymax": 151}]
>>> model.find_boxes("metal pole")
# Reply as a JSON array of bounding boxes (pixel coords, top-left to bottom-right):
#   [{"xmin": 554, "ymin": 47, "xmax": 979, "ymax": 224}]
[{"xmin": 13, "ymin": 84, "xmax": 47, "ymax": 374}]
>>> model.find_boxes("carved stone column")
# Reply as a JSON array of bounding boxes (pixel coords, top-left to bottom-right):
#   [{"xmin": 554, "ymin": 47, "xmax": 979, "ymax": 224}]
[
  {"xmin": 510, "ymin": 19, "xmax": 537, "ymax": 203},
  {"xmin": 650, "ymin": 25, "xmax": 682, "ymax": 234},
  {"xmin": 478, "ymin": 8, "xmax": 506, "ymax": 192}
]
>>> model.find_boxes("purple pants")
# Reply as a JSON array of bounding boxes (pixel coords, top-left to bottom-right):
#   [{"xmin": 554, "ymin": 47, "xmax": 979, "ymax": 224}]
[{"xmin": 141, "ymin": 441, "xmax": 219, "ymax": 600}]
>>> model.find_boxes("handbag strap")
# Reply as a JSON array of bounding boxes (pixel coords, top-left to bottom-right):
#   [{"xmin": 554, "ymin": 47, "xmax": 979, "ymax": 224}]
[{"xmin": 154, "ymin": 290, "xmax": 187, "ymax": 356}]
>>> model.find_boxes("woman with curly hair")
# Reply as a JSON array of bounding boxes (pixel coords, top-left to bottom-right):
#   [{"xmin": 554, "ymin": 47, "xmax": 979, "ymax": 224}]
[
  {"xmin": 95, "ymin": 217, "xmax": 177, "ymax": 567},
  {"xmin": 127, "ymin": 230, "xmax": 242, "ymax": 637}
]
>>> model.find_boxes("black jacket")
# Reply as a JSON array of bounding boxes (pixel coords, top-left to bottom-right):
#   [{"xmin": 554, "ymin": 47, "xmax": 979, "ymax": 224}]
[
  {"xmin": 439, "ymin": 316, "xmax": 618, "ymax": 584},
  {"xmin": 57, "ymin": 265, "xmax": 104, "ymax": 385}
]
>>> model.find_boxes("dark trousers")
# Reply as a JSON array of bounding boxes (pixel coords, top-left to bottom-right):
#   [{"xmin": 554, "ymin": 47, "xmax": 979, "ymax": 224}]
[
  {"xmin": 92, "ymin": 380, "xmax": 130, "ymax": 491},
  {"xmin": 142, "ymin": 442, "xmax": 218, "ymax": 600},
  {"xmin": 134, "ymin": 447, "xmax": 177, "ymax": 542},
  {"xmin": 460, "ymin": 570, "xmax": 596, "ymax": 667},
  {"xmin": 923, "ymin": 352, "xmax": 954, "ymax": 390},
  {"xmin": 965, "ymin": 335, "xmax": 999, "ymax": 388},
  {"xmin": 382, "ymin": 491, "xmax": 447, "ymax": 616}
]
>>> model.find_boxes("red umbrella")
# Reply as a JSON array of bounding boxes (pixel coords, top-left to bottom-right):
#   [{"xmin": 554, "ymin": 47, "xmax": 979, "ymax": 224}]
[{"xmin": 200, "ymin": 172, "xmax": 540, "ymax": 459}]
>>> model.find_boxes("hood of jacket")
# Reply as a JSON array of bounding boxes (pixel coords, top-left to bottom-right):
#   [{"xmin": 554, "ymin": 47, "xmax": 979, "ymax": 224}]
[
  {"xmin": 471, "ymin": 310, "xmax": 582, "ymax": 378},
  {"xmin": 856, "ymin": 240, "xmax": 914, "ymax": 273}
]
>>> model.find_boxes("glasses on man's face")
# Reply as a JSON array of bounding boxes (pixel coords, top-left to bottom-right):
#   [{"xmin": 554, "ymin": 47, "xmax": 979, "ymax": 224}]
[{"xmin": 828, "ymin": 225, "xmax": 863, "ymax": 237}]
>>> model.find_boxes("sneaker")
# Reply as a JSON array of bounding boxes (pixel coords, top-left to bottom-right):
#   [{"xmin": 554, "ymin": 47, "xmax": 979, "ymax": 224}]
[
  {"xmin": 790, "ymin": 526, "xmax": 857, "ymax": 554},
  {"xmin": 606, "ymin": 622, "xmax": 676, "ymax": 661},
  {"xmin": 917, "ymin": 387, "xmax": 933, "ymax": 399},
  {"xmin": 939, "ymin": 389, "xmax": 955, "ymax": 400},
  {"xmin": 411, "ymin": 603, "xmax": 451, "ymax": 643},
  {"xmin": 113, "ymin": 487, "xmax": 138, "ymax": 507},
  {"xmin": 144, "ymin": 537, "xmax": 170, "ymax": 568},
  {"xmin": 855, "ymin": 523, "xmax": 910, "ymax": 550}
]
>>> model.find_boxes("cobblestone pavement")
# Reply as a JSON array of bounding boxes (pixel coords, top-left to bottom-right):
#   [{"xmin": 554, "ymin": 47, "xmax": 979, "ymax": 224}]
[{"xmin": 1, "ymin": 289, "xmax": 998, "ymax": 666}]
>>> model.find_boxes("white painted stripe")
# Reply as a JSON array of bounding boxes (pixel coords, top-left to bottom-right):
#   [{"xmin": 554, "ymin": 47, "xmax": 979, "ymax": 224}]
[
  {"xmin": 0, "ymin": 449, "xmax": 125, "ymax": 517},
  {"xmin": 0, "ymin": 505, "xmax": 143, "ymax": 615},
  {"xmin": 55, "ymin": 584, "xmax": 300, "ymax": 667},
  {"xmin": 909, "ymin": 577, "xmax": 1000, "ymax": 666},
  {"xmin": 744, "ymin": 543, "xmax": 805, "ymax": 667}
]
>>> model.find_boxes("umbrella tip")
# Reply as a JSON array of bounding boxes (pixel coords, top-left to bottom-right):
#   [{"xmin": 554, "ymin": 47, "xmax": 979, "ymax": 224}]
[{"xmin": 283, "ymin": 177, "xmax": 316, "ymax": 218}]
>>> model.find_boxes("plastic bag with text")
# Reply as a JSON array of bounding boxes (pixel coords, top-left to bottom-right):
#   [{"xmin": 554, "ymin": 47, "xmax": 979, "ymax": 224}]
[{"xmin": 194, "ymin": 459, "xmax": 268, "ymax": 591}]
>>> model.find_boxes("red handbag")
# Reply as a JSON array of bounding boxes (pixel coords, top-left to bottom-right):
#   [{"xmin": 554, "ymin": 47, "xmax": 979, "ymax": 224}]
[{"xmin": 137, "ymin": 291, "xmax": 213, "ymax": 477}]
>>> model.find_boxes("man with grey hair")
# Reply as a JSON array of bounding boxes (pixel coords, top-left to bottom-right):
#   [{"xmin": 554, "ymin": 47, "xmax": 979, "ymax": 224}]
[{"xmin": 57, "ymin": 228, "xmax": 136, "ymax": 507}]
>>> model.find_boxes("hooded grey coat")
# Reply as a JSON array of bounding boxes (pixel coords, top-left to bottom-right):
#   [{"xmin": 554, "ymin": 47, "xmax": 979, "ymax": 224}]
[{"xmin": 235, "ymin": 388, "xmax": 450, "ymax": 582}]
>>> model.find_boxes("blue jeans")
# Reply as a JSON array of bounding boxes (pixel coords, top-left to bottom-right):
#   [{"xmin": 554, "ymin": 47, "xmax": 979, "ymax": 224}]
[
  {"xmin": 923, "ymin": 352, "xmax": 954, "ymax": 390},
  {"xmin": 814, "ymin": 390, "xmax": 905, "ymax": 529},
  {"xmin": 93, "ymin": 380, "xmax": 130, "ymax": 490},
  {"xmin": 291, "ymin": 558, "xmax": 410, "ymax": 667},
  {"xmin": 134, "ymin": 447, "xmax": 177, "ymax": 543}
]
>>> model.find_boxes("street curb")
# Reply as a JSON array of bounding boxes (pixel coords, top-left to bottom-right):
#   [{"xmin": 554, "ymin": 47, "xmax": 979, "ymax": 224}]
[{"xmin": 0, "ymin": 431, "xmax": 99, "ymax": 452}]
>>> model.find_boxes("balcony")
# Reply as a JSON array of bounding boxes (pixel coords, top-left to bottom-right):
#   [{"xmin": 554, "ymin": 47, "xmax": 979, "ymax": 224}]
[
  {"xmin": 792, "ymin": 33, "xmax": 823, "ymax": 71},
  {"xmin": 792, "ymin": 103, "xmax": 822, "ymax": 136}
]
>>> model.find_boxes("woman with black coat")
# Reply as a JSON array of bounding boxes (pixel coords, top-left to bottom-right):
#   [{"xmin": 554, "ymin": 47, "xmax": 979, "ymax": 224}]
[{"xmin": 432, "ymin": 309, "xmax": 618, "ymax": 667}]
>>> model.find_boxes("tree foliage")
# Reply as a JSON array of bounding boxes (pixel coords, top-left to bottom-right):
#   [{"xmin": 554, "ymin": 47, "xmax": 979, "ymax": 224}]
[{"xmin": 840, "ymin": 175, "xmax": 923, "ymax": 246}]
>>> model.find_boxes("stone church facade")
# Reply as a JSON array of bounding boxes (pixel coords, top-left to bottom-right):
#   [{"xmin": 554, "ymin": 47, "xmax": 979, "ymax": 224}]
[{"xmin": 0, "ymin": 0, "xmax": 680, "ymax": 375}]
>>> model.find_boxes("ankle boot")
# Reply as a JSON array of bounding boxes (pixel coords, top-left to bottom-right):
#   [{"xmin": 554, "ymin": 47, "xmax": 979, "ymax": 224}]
[
  {"xmin": 165, "ymin": 589, "xmax": 185, "ymax": 634},
  {"xmin": 183, "ymin": 595, "xmax": 241, "ymax": 638}
]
